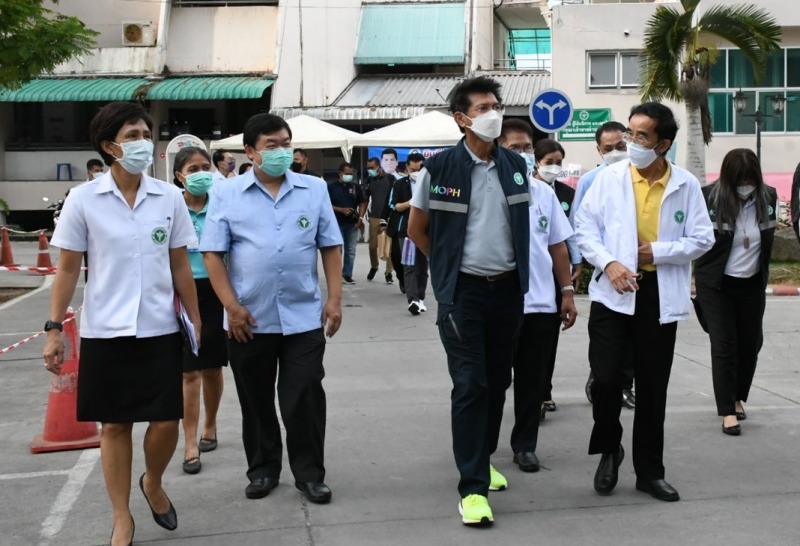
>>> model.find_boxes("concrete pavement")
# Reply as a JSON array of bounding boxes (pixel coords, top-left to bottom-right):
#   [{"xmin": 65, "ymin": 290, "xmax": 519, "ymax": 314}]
[{"xmin": 1, "ymin": 241, "xmax": 800, "ymax": 545}]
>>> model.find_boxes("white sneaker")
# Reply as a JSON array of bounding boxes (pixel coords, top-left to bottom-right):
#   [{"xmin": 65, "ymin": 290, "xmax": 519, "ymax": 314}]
[
  {"xmin": 418, "ymin": 300, "xmax": 427, "ymax": 312},
  {"xmin": 408, "ymin": 301, "xmax": 421, "ymax": 316}
]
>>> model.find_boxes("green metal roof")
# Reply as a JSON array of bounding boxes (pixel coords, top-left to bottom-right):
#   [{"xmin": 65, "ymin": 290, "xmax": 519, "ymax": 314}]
[
  {"xmin": 355, "ymin": 2, "xmax": 466, "ymax": 65},
  {"xmin": 146, "ymin": 77, "xmax": 274, "ymax": 100},
  {"xmin": 0, "ymin": 78, "xmax": 150, "ymax": 102}
]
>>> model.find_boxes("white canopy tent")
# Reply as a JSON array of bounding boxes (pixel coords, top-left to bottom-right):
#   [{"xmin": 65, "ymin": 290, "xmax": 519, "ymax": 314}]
[
  {"xmin": 351, "ymin": 111, "xmax": 462, "ymax": 148},
  {"xmin": 210, "ymin": 115, "xmax": 361, "ymax": 160}
]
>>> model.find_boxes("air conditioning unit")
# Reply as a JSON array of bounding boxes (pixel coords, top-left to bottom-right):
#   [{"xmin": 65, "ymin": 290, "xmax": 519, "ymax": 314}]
[{"xmin": 122, "ymin": 21, "xmax": 154, "ymax": 47}]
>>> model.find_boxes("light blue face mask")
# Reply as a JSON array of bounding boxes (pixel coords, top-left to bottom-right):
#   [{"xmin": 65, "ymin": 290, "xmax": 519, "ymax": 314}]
[
  {"xmin": 520, "ymin": 152, "xmax": 535, "ymax": 175},
  {"xmin": 258, "ymin": 147, "xmax": 294, "ymax": 177},
  {"xmin": 113, "ymin": 139, "xmax": 154, "ymax": 174},
  {"xmin": 341, "ymin": 174, "xmax": 354, "ymax": 183},
  {"xmin": 183, "ymin": 171, "xmax": 214, "ymax": 196}
]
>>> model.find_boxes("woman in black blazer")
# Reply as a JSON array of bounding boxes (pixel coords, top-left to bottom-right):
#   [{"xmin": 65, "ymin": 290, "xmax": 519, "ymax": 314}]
[{"xmin": 694, "ymin": 149, "xmax": 777, "ymax": 436}]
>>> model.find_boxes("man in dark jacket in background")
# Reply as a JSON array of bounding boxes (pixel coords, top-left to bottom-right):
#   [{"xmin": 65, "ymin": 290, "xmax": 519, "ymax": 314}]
[{"xmin": 364, "ymin": 154, "xmax": 395, "ymax": 283}]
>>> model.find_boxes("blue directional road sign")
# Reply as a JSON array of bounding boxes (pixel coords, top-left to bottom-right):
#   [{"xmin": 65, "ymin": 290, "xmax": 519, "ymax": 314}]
[{"xmin": 529, "ymin": 89, "xmax": 574, "ymax": 133}]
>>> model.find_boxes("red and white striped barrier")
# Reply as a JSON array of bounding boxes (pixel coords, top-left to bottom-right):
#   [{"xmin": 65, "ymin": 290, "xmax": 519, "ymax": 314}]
[
  {"xmin": 0, "ymin": 310, "xmax": 80, "ymax": 357},
  {"xmin": 0, "ymin": 266, "xmax": 88, "ymax": 272}
]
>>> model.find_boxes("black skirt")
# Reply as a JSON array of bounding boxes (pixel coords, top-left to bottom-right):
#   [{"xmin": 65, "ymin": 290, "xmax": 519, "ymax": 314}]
[
  {"xmin": 182, "ymin": 278, "xmax": 228, "ymax": 372},
  {"xmin": 77, "ymin": 333, "xmax": 183, "ymax": 423}
]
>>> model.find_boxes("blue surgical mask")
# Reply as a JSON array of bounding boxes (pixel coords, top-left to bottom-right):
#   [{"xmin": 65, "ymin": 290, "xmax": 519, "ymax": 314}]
[
  {"xmin": 342, "ymin": 174, "xmax": 354, "ymax": 183},
  {"xmin": 520, "ymin": 152, "xmax": 535, "ymax": 175},
  {"xmin": 183, "ymin": 171, "xmax": 214, "ymax": 196},
  {"xmin": 258, "ymin": 147, "xmax": 293, "ymax": 177},
  {"xmin": 113, "ymin": 139, "xmax": 153, "ymax": 174},
  {"xmin": 227, "ymin": 159, "xmax": 236, "ymax": 172},
  {"xmin": 367, "ymin": 169, "xmax": 378, "ymax": 178}
]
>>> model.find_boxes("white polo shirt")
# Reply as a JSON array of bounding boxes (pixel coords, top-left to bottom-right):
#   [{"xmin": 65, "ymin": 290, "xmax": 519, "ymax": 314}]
[
  {"xmin": 525, "ymin": 178, "xmax": 574, "ymax": 314},
  {"xmin": 52, "ymin": 172, "xmax": 196, "ymax": 339}
]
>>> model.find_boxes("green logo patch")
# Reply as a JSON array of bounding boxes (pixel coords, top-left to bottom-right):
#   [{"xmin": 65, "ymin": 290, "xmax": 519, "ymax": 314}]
[
  {"xmin": 151, "ymin": 227, "xmax": 167, "ymax": 245},
  {"xmin": 674, "ymin": 210, "xmax": 685, "ymax": 224},
  {"xmin": 538, "ymin": 215, "xmax": 549, "ymax": 230},
  {"xmin": 297, "ymin": 215, "xmax": 311, "ymax": 230},
  {"xmin": 561, "ymin": 202, "xmax": 569, "ymax": 212},
  {"xmin": 514, "ymin": 172, "xmax": 525, "ymax": 186},
  {"xmin": 768, "ymin": 205, "xmax": 774, "ymax": 215}
]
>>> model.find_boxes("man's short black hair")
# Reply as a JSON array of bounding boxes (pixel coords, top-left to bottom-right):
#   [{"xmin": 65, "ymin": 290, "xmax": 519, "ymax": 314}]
[
  {"xmin": 448, "ymin": 76, "xmax": 503, "ymax": 115},
  {"xmin": 367, "ymin": 157, "xmax": 380, "ymax": 167},
  {"xmin": 500, "ymin": 118, "xmax": 534, "ymax": 142},
  {"xmin": 243, "ymin": 113, "xmax": 293, "ymax": 149},
  {"xmin": 338, "ymin": 161, "xmax": 353, "ymax": 173},
  {"xmin": 86, "ymin": 158, "xmax": 104, "ymax": 171},
  {"xmin": 406, "ymin": 152, "xmax": 425, "ymax": 164},
  {"xmin": 89, "ymin": 102, "xmax": 153, "ymax": 167},
  {"xmin": 381, "ymin": 148, "xmax": 398, "ymax": 160},
  {"xmin": 629, "ymin": 102, "xmax": 678, "ymax": 147},
  {"xmin": 294, "ymin": 148, "xmax": 309, "ymax": 158},
  {"xmin": 594, "ymin": 121, "xmax": 627, "ymax": 145},
  {"xmin": 212, "ymin": 150, "xmax": 227, "ymax": 166}
]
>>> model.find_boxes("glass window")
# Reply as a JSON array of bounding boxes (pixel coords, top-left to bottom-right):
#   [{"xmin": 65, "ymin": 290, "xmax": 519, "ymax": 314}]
[
  {"xmin": 620, "ymin": 53, "xmax": 639, "ymax": 87},
  {"xmin": 709, "ymin": 52, "xmax": 726, "ymax": 89},
  {"xmin": 788, "ymin": 49, "xmax": 800, "ymax": 87},
  {"xmin": 708, "ymin": 92, "xmax": 733, "ymax": 133},
  {"xmin": 761, "ymin": 92, "xmax": 785, "ymax": 132},
  {"xmin": 589, "ymin": 54, "xmax": 616, "ymax": 87},
  {"xmin": 728, "ymin": 50, "xmax": 755, "ymax": 89},
  {"xmin": 787, "ymin": 92, "xmax": 800, "ymax": 132},
  {"xmin": 760, "ymin": 50, "xmax": 785, "ymax": 88},
  {"xmin": 734, "ymin": 90, "xmax": 756, "ymax": 135}
]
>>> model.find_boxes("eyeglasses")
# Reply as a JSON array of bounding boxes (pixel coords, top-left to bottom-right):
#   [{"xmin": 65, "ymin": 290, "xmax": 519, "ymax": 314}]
[
  {"xmin": 510, "ymin": 145, "xmax": 534, "ymax": 153},
  {"xmin": 622, "ymin": 131, "xmax": 650, "ymax": 147},
  {"xmin": 472, "ymin": 104, "xmax": 506, "ymax": 116}
]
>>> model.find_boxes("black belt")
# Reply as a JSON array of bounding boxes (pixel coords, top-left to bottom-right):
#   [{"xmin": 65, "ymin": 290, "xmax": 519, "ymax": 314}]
[
  {"xmin": 459, "ymin": 270, "xmax": 516, "ymax": 282},
  {"xmin": 637, "ymin": 270, "xmax": 658, "ymax": 282}
]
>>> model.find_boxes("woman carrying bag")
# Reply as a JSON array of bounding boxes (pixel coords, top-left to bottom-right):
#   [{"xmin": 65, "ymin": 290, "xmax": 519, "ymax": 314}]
[{"xmin": 694, "ymin": 149, "xmax": 777, "ymax": 436}]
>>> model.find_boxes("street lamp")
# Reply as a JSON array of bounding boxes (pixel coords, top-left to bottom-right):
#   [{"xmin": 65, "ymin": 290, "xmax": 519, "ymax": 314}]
[{"xmin": 733, "ymin": 89, "xmax": 787, "ymax": 163}]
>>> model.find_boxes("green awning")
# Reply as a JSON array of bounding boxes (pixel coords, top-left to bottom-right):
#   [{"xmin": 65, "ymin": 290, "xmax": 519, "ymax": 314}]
[
  {"xmin": 0, "ymin": 78, "xmax": 150, "ymax": 102},
  {"xmin": 146, "ymin": 77, "xmax": 274, "ymax": 100},
  {"xmin": 355, "ymin": 2, "xmax": 466, "ymax": 65}
]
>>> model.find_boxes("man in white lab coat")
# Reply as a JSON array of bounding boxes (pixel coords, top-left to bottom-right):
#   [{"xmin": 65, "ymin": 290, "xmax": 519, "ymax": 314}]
[{"xmin": 575, "ymin": 102, "xmax": 713, "ymax": 503}]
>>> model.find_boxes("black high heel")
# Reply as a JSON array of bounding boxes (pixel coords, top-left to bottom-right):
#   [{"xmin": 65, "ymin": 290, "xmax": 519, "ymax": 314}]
[
  {"xmin": 110, "ymin": 516, "xmax": 134, "ymax": 546},
  {"xmin": 139, "ymin": 473, "xmax": 177, "ymax": 531}
]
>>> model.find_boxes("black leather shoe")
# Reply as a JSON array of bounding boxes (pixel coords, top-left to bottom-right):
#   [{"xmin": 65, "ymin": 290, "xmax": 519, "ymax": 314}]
[
  {"xmin": 722, "ymin": 422, "xmax": 741, "ymax": 436},
  {"xmin": 736, "ymin": 410, "xmax": 747, "ymax": 421},
  {"xmin": 594, "ymin": 445, "xmax": 624, "ymax": 495},
  {"xmin": 139, "ymin": 473, "xmax": 177, "ymax": 531},
  {"xmin": 182, "ymin": 456, "xmax": 201, "ymax": 475},
  {"xmin": 295, "ymin": 481, "xmax": 332, "ymax": 504},
  {"xmin": 513, "ymin": 451, "xmax": 540, "ymax": 473},
  {"xmin": 622, "ymin": 388, "xmax": 636, "ymax": 410},
  {"xmin": 367, "ymin": 267, "xmax": 378, "ymax": 281},
  {"xmin": 245, "ymin": 477, "xmax": 279, "ymax": 499},
  {"xmin": 585, "ymin": 371, "xmax": 594, "ymax": 404},
  {"xmin": 635, "ymin": 478, "xmax": 680, "ymax": 502}
]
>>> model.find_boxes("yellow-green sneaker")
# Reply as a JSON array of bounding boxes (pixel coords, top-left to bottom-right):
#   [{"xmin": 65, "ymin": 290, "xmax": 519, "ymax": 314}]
[
  {"xmin": 458, "ymin": 494, "xmax": 494, "ymax": 526},
  {"xmin": 489, "ymin": 464, "xmax": 507, "ymax": 491}
]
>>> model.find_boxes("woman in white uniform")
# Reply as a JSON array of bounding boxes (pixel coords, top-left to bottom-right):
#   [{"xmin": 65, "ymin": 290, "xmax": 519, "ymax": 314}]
[{"xmin": 43, "ymin": 102, "xmax": 200, "ymax": 546}]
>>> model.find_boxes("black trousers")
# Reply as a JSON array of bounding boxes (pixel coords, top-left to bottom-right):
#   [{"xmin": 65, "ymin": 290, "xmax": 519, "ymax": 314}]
[
  {"xmin": 511, "ymin": 312, "xmax": 561, "ymax": 453},
  {"xmin": 437, "ymin": 274, "xmax": 523, "ymax": 497},
  {"xmin": 404, "ymin": 247, "xmax": 428, "ymax": 303},
  {"xmin": 695, "ymin": 274, "xmax": 764, "ymax": 416},
  {"xmin": 390, "ymin": 235, "xmax": 405, "ymax": 289},
  {"xmin": 587, "ymin": 275, "xmax": 677, "ymax": 481},
  {"xmin": 228, "ymin": 329, "xmax": 327, "ymax": 483}
]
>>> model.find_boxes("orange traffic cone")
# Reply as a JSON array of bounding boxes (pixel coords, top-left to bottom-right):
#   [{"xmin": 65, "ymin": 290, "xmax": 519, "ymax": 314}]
[
  {"xmin": 31, "ymin": 231, "xmax": 54, "ymax": 276},
  {"xmin": 0, "ymin": 227, "xmax": 17, "ymax": 267},
  {"xmin": 31, "ymin": 308, "xmax": 100, "ymax": 454}
]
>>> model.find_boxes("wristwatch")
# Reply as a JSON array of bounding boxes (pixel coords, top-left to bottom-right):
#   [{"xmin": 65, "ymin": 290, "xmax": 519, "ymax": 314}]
[
  {"xmin": 44, "ymin": 320, "xmax": 63, "ymax": 332},
  {"xmin": 561, "ymin": 285, "xmax": 575, "ymax": 294}
]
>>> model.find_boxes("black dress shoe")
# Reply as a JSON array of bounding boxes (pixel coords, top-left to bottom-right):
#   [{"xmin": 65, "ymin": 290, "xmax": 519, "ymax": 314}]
[
  {"xmin": 295, "ymin": 481, "xmax": 332, "ymax": 504},
  {"xmin": 585, "ymin": 371, "xmax": 594, "ymax": 404},
  {"xmin": 736, "ymin": 410, "xmax": 747, "ymax": 421},
  {"xmin": 139, "ymin": 473, "xmax": 177, "ymax": 531},
  {"xmin": 513, "ymin": 451, "xmax": 540, "ymax": 473},
  {"xmin": 722, "ymin": 422, "xmax": 741, "ymax": 436},
  {"xmin": 182, "ymin": 456, "xmax": 201, "ymax": 474},
  {"xmin": 635, "ymin": 478, "xmax": 680, "ymax": 502},
  {"xmin": 622, "ymin": 388, "xmax": 636, "ymax": 410},
  {"xmin": 594, "ymin": 444, "xmax": 624, "ymax": 495},
  {"xmin": 245, "ymin": 477, "xmax": 279, "ymax": 499}
]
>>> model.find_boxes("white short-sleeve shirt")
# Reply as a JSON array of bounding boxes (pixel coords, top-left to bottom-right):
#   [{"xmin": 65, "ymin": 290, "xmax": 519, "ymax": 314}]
[
  {"xmin": 525, "ymin": 178, "xmax": 574, "ymax": 314},
  {"xmin": 51, "ymin": 172, "xmax": 197, "ymax": 339}
]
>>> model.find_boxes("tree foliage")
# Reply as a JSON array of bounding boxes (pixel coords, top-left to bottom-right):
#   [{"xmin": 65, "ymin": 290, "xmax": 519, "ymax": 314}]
[
  {"xmin": 639, "ymin": 0, "xmax": 781, "ymax": 145},
  {"xmin": 0, "ymin": 0, "xmax": 98, "ymax": 90}
]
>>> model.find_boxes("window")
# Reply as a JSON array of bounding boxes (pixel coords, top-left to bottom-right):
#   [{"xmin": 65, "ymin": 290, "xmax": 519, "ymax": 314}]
[
  {"xmin": 588, "ymin": 52, "xmax": 639, "ymax": 90},
  {"xmin": 172, "ymin": 0, "xmax": 277, "ymax": 6},
  {"xmin": 507, "ymin": 29, "xmax": 551, "ymax": 71},
  {"xmin": 708, "ymin": 48, "xmax": 800, "ymax": 134}
]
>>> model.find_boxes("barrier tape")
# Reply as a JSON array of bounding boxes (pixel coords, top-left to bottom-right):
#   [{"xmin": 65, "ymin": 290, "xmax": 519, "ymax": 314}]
[
  {"xmin": 0, "ymin": 266, "xmax": 88, "ymax": 272},
  {"xmin": 2, "ymin": 227, "xmax": 47, "ymax": 235},
  {"xmin": 0, "ymin": 310, "xmax": 80, "ymax": 357}
]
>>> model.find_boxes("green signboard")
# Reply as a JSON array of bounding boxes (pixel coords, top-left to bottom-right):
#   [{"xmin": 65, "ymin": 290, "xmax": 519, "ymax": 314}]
[{"xmin": 558, "ymin": 108, "xmax": 612, "ymax": 141}]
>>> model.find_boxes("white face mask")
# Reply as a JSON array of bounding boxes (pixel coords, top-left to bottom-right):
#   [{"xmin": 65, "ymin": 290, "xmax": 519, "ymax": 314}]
[
  {"xmin": 736, "ymin": 185, "xmax": 756, "ymax": 199},
  {"xmin": 602, "ymin": 149, "xmax": 628, "ymax": 166},
  {"xmin": 627, "ymin": 141, "xmax": 661, "ymax": 170},
  {"xmin": 537, "ymin": 164, "xmax": 561, "ymax": 184},
  {"xmin": 409, "ymin": 171, "xmax": 419, "ymax": 182},
  {"xmin": 463, "ymin": 110, "xmax": 503, "ymax": 142}
]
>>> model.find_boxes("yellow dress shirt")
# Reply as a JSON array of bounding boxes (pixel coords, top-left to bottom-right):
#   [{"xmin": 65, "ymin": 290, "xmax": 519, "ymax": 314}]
[{"xmin": 631, "ymin": 163, "xmax": 671, "ymax": 271}]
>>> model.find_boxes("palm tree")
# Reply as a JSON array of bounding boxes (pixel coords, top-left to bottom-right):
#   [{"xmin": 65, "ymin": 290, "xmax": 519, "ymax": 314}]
[{"xmin": 639, "ymin": 0, "xmax": 781, "ymax": 181}]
